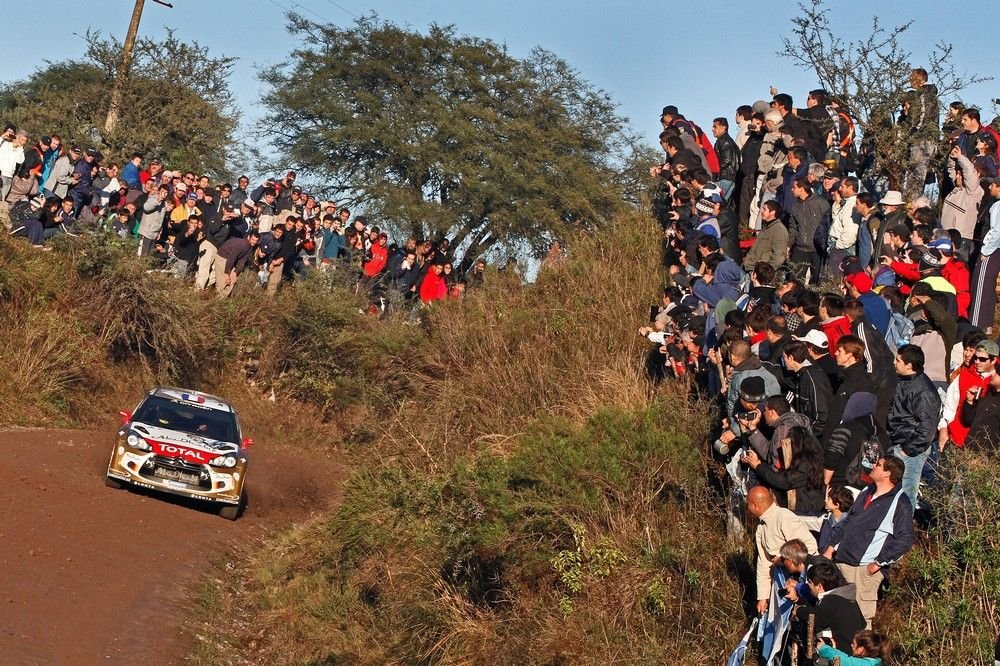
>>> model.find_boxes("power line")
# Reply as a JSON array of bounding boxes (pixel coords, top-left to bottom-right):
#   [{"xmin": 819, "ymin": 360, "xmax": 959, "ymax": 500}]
[
  {"xmin": 265, "ymin": 0, "xmax": 336, "ymax": 25},
  {"xmin": 320, "ymin": 0, "xmax": 360, "ymax": 19}
]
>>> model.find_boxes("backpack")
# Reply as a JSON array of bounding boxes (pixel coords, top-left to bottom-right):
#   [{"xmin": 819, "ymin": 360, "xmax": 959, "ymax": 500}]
[
  {"xmin": 846, "ymin": 428, "xmax": 882, "ymax": 489},
  {"xmin": 884, "ymin": 311, "xmax": 914, "ymax": 354}
]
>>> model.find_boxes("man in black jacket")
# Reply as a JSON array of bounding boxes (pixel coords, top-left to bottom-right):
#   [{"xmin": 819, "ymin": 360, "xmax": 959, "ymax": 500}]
[
  {"xmin": 788, "ymin": 560, "xmax": 866, "ymax": 652},
  {"xmin": 782, "ymin": 340, "xmax": 834, "ymax": 439},
  {"xmin": 712, "ymin": 117, "xmax": 740, "ymax": 200},
  {"xmin": 823, "ymin": 335, "xmax": 875, "ymax": 442},
  {"xmin": 737, "ymin": 115, "xmax": 765, "ymax": 227},
  {"xmin": 888, "ymin": 345, "xmax": 941, "ymax": 510},
  {"xmin": 845, "ymin": 300, "xmax": 897, "ymax": 431}
]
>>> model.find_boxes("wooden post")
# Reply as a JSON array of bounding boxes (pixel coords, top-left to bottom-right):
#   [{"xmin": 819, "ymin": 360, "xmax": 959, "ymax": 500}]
[
  {"xmin": 806, "ymin": 612, "xmax": 816, "ymax": 659},
  {"xmin": 104, "ymin": 0, "xmax": 146, "ymax": 136}
]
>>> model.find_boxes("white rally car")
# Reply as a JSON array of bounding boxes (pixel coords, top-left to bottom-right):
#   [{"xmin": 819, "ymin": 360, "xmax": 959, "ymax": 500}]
[{"xmin": 105, "ymin": 387, "xmax": 251, "ymax": 520}]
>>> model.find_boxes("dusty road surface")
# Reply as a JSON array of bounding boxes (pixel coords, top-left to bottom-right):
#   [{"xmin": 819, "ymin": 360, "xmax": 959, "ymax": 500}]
[{"xmin": 0, "ymin": 428, "xmax": 342, "ymax": 665}]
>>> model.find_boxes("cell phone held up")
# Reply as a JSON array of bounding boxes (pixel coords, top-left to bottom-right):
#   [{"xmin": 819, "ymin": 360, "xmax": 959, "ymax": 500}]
[{"xmin": 649, "ymin": 305, "xmax": 658, "ymax": 323}]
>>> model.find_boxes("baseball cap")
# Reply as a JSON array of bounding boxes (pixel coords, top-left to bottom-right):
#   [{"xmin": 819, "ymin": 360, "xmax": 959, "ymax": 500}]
[
  {"xmin": 794, "ymin": 329, "xmax": 829, "ymax": 349},
  {"xmin": 844, "ymin": 271, "xmax": 873, "ymax": 293},
  {"xmin": 186, "ymin": 192, "xmax": 198, "ymax": 201},
  {"xmin": 927, "ymin": 238, "xmax": 953, "ymax": 254},
  {"xmin": 661, "ymin": 105, "xmax": 679, "ymax": 117},
  {"xmin": 975, "ymin": 340, "xmax": 999, "ymax": 357}
]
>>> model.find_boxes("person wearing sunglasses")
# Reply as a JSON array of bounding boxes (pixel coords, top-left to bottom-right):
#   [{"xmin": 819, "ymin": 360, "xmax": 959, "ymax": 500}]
[
  {"xmin": 958, "ymin": 340, "xmax": 1000, "ymax": 450},
  {"xmin": 939, "ymin": 335, "xmax": 996, "ymax": 450}
]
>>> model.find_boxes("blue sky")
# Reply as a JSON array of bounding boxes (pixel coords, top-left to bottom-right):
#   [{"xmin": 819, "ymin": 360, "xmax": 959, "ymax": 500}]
[{"xmin": 2, "ymin": 0, "xmax": 996, "ymax": 152}]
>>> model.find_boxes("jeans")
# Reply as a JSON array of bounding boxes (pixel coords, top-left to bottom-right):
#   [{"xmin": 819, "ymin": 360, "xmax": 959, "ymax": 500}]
[
  {"xmin": 173, "ymin": 258, "xmax": 191, "ymax": 280},
  {"xmin": 890, "ymin": 444, "xmax": 931, "ymax": 512}
]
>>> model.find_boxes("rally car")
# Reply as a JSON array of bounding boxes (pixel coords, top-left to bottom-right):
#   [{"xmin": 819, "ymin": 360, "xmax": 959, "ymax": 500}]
[{"xmin": 105, "ymin": 387, "xmax": 251, "ymax": 520}]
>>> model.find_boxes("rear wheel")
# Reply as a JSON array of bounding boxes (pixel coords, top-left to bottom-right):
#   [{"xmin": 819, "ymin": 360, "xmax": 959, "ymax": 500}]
[{"xmin": 105, "ymin": 476, "xmax": 124, "ymax": 489}]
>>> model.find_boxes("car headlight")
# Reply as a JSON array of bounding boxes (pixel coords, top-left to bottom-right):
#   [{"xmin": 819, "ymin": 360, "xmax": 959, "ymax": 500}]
[
  {"xmin": 127, "ymin": 434, "xmax": 151, "ymax": 451},
  {"xmin": 210, "ymin": 455, "xmax": 238, "ymax": 468}
]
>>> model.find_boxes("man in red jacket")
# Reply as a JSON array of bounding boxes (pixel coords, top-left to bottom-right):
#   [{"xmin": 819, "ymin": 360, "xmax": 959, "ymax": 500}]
[
  {"xmin": 419, "ymin": 263, "xmax": 448, "ymax": 303},
  {"xmin": 940, "ymin": 338, "xmax": 996, "ymax": 449},
  {"xmin": 927, "ymin": 238, "xmax": 971, "ymax": 318},
  {"xmin": 819, "ymin": 294, "xmax": 852, "ymax": 350},
  {"xmin": 363, "ymin": 232, "xmax": 389, "ymax": 278}
]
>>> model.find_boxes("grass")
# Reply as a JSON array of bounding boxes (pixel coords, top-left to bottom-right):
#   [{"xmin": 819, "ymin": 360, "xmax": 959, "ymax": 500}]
[{"xmin": 4, "ymin": 203, "xmax": 998, "ymax": 664}]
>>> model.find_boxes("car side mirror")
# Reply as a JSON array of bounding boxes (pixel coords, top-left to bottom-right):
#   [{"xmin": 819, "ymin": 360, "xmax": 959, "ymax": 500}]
[
  {"xmin": 242, "ymin": 437, "xmax": 254, "ymax": 448},
  {"xmin": 119, "ymin": 410, "xmax": 132, "ymax": 425}
]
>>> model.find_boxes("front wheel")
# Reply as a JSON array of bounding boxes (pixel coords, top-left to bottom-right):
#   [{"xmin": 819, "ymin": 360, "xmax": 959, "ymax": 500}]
[{"xmin": 219, "ymin": 492, "xmax": 247, "ymax": 521}]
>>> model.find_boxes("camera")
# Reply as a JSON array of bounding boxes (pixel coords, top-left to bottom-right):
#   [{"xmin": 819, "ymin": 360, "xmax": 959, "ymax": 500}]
[{"xmin": 736, "ymin": 410, "xmax": 757, "ymax": 422}]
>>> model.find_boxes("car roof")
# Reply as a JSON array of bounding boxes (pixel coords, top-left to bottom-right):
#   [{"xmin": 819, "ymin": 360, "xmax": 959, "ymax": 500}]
[{"xmin": 149, "ymin": 386, "xmax": 235, "ymax": 414}]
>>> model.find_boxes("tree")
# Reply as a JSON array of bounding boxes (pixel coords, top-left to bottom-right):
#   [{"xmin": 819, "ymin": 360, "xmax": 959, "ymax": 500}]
[
  {"xmin": 0, "ymin": 30, "xmax": 239, "ymax": 178},
  {"xmin": 780, "ymin": 0, "xmax": 989, "ymax": 193},
  {"xmin": 258, "ymin": 15, "xmax": 630, "ymax": 268}
]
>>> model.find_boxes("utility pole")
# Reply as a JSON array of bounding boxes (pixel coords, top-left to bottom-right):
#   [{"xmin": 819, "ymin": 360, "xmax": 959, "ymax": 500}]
[{"xmin": 103, "ymin": 0, "xmax": 147, "ymax": 136}]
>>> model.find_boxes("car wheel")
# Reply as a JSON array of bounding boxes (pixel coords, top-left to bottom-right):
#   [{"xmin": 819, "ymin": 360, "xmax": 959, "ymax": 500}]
[
  {"xmin": 105, "ymin": 476, "xmax": 124, "ymax": 489},
  {"xmin": 219, "ymin": 491, "xmax": 247, "ymax": 521}
]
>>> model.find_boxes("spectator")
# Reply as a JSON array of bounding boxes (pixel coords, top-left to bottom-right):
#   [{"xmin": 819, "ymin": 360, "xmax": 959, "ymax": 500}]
[
  {"xmin": 940, "ymin": 337, "xmax": 995, "ymax": 450},
  {"xmin": 748, "ymin": 485, "xmax": 817, "ymax": 615},
  {"xmin": 816, "ymin": 629, "xmax": 890, "ymax": 666},
  {"xmin": 942, "ymin": 145, "xmax": 983, "ymax": 244},
  {"xmin": 814, "ymin": 485, "xmax": 855, "ymax": 554},
  {"xmin": 826, "ymin": 176, "xmax": 860, "ymax": 278},
  {"xmin": 214, "ymin": 231, "xmax": 260, "ymax": 298},
  {"xmin": 787, "ymin": 177, "xmax": 830, "ymax": 285},
  {"xmin": 1, "ymin": 128, "xmax": 27, "ymax": 202},
  {"xmin": 823, "ymin": 335, "xmax": 876, "ymax": 442},
  {"xmin": 827, "ymin": 455, "xmax": 914, "ymax": 626},
  {"xmin": 888, "ymin": 345, "xmax": 941, "ymax": 510},
  {"xmin": 843, "ymin": 271, "xmax": 890, "ymax": 337},
  {"xmin": 742, "ymin": 200, "xmax": 788, "ymax": 270},
  {"xmin": 740, "ymin": 422, "xmax": 825, "ymax": 515},
  {"xmin": 824, "ymin": 391, "xmax": 880, "ymax": 491},
  {"xmin": 419, "ymin": 263, "xmax": 448, "ymax": 303},
  {"xmin": 782, "ymin": 340, "xmax": 833, "ymax": 438},
  {"xmin": 971, "ymin": 177, "xmax": 1000, "ymax": 332},
  {"xmin": 791, "ymin": 560, "xmax": 866, "ymax": 655},
  {"xmin": 818, "ymin": 293, "xmax": 852, "ymax": 350},
  {"xmin": 712, "ymin": 117, "xmax": 740, "ymax": 199},
  {"xmin": 960, "ymin": 368, "xmax": 1000, "ymax": 451}
]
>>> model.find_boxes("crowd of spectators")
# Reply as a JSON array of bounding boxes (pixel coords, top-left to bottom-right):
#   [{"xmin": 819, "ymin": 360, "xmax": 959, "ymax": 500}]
[
  {"xmin": 642, "ymin": 71, "xmax": 1000, "ymax": 662},
  {"xmin": 1, "ymin": 124, "xmax": 486, "ymax": 306}
]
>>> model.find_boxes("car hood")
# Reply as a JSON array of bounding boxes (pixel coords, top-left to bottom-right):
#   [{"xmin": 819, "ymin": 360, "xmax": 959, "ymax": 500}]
[{"xmin": 131, "ymin": 422, "xmax": 239, "ymax": 464}]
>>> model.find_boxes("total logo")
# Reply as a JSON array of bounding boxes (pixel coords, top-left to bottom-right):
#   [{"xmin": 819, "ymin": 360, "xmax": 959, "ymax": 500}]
[{"xmin": 152, "ymin": 442, "xmax": 210, "ymax": 463}]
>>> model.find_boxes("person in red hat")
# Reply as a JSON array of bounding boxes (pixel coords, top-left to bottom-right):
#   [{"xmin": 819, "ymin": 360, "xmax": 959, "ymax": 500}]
[{"xmin": 843, "ymin": 271, "xmax": 890, "ymax": 336}]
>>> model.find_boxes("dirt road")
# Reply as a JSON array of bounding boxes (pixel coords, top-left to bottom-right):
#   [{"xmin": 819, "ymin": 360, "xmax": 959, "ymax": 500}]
[{"xmin": 0, "ymin": 428, "xmax": 342, "ymax": 665}]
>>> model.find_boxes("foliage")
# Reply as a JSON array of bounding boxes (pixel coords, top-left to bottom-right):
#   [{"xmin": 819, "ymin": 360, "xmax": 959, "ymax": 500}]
[
  {"xmin": 0, "ymin": 29, "xmax": 239, "ymax": 177},
  {"xmin": 881, "ymin": 455, "xmax": 1000, "ymax": 664},
  {"xmin": 258, "ymin": 15, "xmax": 631, "ymax": 269},
  {"xmin": 780, "ymin": 0, "xmax": 990, "ymax": 192}
]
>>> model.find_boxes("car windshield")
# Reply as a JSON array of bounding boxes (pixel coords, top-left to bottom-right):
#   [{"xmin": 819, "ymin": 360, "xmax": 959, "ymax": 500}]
[{"xmin": 132, "ymin": 395, "xmax": 239, "ymax": 443}]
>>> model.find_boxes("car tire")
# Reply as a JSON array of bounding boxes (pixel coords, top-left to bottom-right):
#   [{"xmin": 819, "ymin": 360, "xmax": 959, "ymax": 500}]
[
  {"xmin": 105, "ymin": 476, "xmax": 124, "ymax": 489},
  {"xmin": 219, "ymin": 491, "xmax": 247, "ymax": 521}
]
